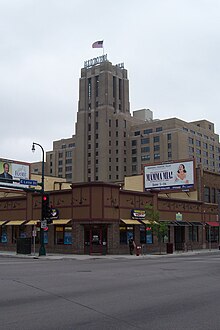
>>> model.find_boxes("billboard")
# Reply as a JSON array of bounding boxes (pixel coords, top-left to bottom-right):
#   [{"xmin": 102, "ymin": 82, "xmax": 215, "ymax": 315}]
[
  {"xmin": 0, "ymin": 159, "xmax": 30, "ymax": 188},
  {"xmin": 144, "ymin": 160, "xmax": 195, "ymax": 191}
]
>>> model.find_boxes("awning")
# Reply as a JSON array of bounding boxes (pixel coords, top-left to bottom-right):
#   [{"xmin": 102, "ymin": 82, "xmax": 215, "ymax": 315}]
[
  {"xmin": 0, "ymin": 221, "xmax": 7, "ymax": 226},
  {"xmin": 6, "ymin": 220, "xmax": 25, "ymax": 226},
  {"xmin": 190, "ymin": 222, "xmax": 203, "ymax": 226},
  {"xmin": 52, "ymin": 219, "xmax": 72, "ymax": 225},
  {"xmin": 160, "ymin": 220, "xmax": 176, "ymax": 225},
  {"xmin": 141, "ymin": 220, "xmax": 158, "ymax": 225},
  {"xmin": 176, "ymin": 221, "xmax": 191, "ymax": 226},
  {"xmin": 121, "ymin": 219, "xmax": 141, "ymax": 225},
  {"xmin": 206, "ymin": 222, "xmax": 219, "ymax": 227},
  {"xmin": 25, "ymin": 220, "xmax": 40, "ymax": 225}
]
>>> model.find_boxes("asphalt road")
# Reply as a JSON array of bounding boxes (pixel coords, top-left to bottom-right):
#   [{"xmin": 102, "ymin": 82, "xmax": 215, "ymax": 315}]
[{"xmin": 0, "ymin": 253, "xmax": 220, "ymax": 330}]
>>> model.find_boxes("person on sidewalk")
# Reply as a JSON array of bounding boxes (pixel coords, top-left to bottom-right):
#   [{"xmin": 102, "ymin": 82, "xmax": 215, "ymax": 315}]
[{"xmin": 128, "ymin": 238, "xmax": 136, "ymax": 255}]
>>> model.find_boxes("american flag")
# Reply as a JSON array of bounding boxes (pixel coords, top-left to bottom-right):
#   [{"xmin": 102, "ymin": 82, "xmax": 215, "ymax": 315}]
[{"xmin": 92, "ymin": 40, "xmax": 103, "ymax": 48}]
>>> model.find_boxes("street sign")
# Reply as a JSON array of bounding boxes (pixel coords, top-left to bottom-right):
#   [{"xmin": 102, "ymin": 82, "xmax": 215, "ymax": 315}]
[
  {"xmin": 20, "ymin": 179, "xmax": 38, "ymax": 186},
  {"xmin": 41, "ymin": 220, "xmax": 47, "ymax": 229}
]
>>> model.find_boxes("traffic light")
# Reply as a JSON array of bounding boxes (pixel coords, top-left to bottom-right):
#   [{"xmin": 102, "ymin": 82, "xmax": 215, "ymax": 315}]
[{"xmin": 42, "ymin": 193, "xmax": 51, "ymax": 220}]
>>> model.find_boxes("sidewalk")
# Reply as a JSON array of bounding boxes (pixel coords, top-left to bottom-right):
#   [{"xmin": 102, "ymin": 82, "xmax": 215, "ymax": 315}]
[{"xmin": 0, "ymin": 249, "xmax": 219, "ymax": 260}]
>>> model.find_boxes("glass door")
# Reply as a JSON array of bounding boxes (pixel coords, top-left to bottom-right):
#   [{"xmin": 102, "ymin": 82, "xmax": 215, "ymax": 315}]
[{"xmin": 84, "ymin": 225, "xmax": 107, "ymax": 255}]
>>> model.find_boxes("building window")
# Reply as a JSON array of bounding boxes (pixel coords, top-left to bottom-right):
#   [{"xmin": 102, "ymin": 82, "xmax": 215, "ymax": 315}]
[
  {"xmin": 88, "ymin": 78, "xmax": 91, "ymax": 99},
  {"xmin": 204, "ymin": 187, "xmax": 210, "ymax": 203},
  {"xmin": 156, "ymin": 127, "xmax": 162, "ymax": 132},
  {"xmin": 55, "ymin": 226, "xmax": 72, "ymax": 245},
  {"xmin": 188, "ymin": 137, "xmax": 194, "ymax": 144},
  {"xmin": 140, "ymin": 225, "xmax": 153, "ymax": 244},
  {"xmin": 141, "ymin": 147, "xmax": 150, "ymax": 153},
  {"xmin": 132, "ymin": 157, "xmax": 137, "ymax": 163},
  {"xmin": 141, "ymin": 155, "xmax": 150, "ymax": 161},
  {"xmin": 144, "ymin": 129, "xmax": 153, "ymax": 134},
  {"xmin": 189, "ymin": 226, "xmax": 198, "ymax": 242},
  {"xmin": 120, "ymin": 224, "xmax": 134, "ymax": 245},
  {"xmin": 95, "ymin": 75, "xmax": 99, "ymax": 97},
  {"xmin": 134, "ymin": 131, "xmax": 140, "ymax": 136},
  {"xmin": 154, "ymin": 145, "xmax": 160, "ymax": 151},
  {"xmin": 58, "ymin": 152, "xmax": 63, "ymax": 158},
  {"xmin": 141, "ymin": 138, "xmax": 150, "ymax": 144},
  {"xmin": 168, "ymin": 151, "xmax": 172, "ymax": 158},
  {"xmin": 66, "ymin": 159, "xmax": 72, "ymax": 164},
  {"xmin": 132, "ymin": 149, "xmax": 137, "ymax": 155},
  {"xmin": 132, "ymin": 140, "xmax": 137, "ymax": 146},
  {"xmin": 154, "ymin": 154, "xmax": 160, "ymax": 160},
  {"xmin": 153, "ymin": 136, "xmax": 160, "ymax": 143},
  {"xmin": 66, "ymin": 151, "xmax": 72, "ymax": 157},
  {"xmin": 132, "ymin": 165, "xmax": 137, "ymax": 172},
  {"xmin": 167, "ymin": 133, "xmax": 171, "ymax": 140},
  {"xmin": 116, "ymin": 119, "xmax": 118, "ymax": 127},
  {"xmin": 58, "ymin": 160, "xmax": 63, "ymax": 166},
  {"xmin": 0, "ymin": 225, "xmax": 7, "ymax": 243}
]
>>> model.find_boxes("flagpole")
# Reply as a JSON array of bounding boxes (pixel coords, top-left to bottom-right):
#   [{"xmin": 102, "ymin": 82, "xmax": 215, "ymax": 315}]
[{"xmin": 103, "ymin": 40, "xmax": 104, "ymax": 55}]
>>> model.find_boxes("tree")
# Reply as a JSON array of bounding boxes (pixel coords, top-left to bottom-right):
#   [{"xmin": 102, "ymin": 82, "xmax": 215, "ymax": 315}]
[{"xmin": 145, "ymin": 204, "xmax": 169, "ymax": 254}]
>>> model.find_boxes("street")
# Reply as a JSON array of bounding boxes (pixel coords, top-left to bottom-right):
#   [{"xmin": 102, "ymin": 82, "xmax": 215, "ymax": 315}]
[{"xmin": 0, "ymin": 253, "xmax": 220, "ymax": 329}]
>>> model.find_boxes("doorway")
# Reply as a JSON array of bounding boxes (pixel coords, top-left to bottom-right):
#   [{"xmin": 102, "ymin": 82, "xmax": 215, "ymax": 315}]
[
  {"xmin": 84, "ymin": 224, "xmax": 107, "ymax": 255},
  {"xmin": 174, "ymin": 226, "xmax": 185, "ymax": 251}
]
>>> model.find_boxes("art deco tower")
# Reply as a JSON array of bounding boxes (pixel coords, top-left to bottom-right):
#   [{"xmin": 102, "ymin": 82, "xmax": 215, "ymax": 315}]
[{"xmin": 74, "ymin": 57, "xmax": 133, "ymax": 182}]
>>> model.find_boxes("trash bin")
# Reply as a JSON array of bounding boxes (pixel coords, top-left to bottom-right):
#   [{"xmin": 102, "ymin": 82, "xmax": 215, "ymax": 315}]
[
  {"xmin": 16, "ymin": 238, "xmax": 32, "ymax": 254},
  {"xmin": 136, "ymin": 246, "xmax": 141, "ymax": 256},
  {"xmin": 166, "ymin": 243, "xmax": 173, "ymax": 254}
]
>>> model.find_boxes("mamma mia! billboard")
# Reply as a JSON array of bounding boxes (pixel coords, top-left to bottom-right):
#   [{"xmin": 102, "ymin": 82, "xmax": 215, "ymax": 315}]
[
  {"xmin": 0, "ymin": 159, "xmax": 30, "ymax": 188},
  {"xmin": 144, "ymin": 160, "xmax": 195, "ymax": 191}
]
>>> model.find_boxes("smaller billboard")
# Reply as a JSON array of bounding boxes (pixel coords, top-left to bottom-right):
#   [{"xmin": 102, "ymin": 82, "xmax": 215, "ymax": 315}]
[
  {"xmin": 144, "ymin": 160, "xmax": 194, "ymax": 192},
  {"xmin": 0, "ymin": 159, "xmax": 30, "ymax": 188}
]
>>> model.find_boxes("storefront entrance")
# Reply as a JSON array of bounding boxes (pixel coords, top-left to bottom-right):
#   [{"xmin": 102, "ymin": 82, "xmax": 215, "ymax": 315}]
[
  {"xmin": 84, "ymin": 224, "xmax": 107, "ymax": 255},
  {"xmin": 174, "ymin": 225, "xmax": 185, "ymax": 251}
]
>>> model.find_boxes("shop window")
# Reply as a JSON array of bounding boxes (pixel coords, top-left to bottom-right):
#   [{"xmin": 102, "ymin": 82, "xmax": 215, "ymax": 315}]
[
  {"xmin": 0, "ymin": 225, "xmax": 7, "ymax": 243},
  {"xmin": 120, "ymin": 225, "xmax": 134, "ymax": 244},
  {"xmin": 140, "ymin": 225, "xmax": 153, "ymax": 244},
  {"xmin": 189, "ymin": 226, "xmax": 198, "ymax": 242},
  {"xmin": 206, "ymin": 226, "xmax": 219, "ymax": 242},
  {"xmin": 44, "ymin": 231, "xmax": 48, "ymax": 244},
  {"xmin": 55, "ymin": 226, "xmax": 72, "ymax": 245}
]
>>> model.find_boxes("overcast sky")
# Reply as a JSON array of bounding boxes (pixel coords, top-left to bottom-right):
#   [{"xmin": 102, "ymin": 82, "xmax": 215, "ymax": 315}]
[{"xmin": 1, "ymin": 0, "xmax": 220, "ymax": 163}]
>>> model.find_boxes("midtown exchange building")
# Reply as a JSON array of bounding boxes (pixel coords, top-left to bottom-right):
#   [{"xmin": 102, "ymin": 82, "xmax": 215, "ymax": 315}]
[{"xmin": 42, "ymin": 55, "xmax": 220, "ymax": 183}]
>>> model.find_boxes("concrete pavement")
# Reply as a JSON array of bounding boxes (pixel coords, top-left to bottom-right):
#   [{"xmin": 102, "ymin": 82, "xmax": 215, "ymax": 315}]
[{"xmin": 0, "ymin": 248, "xmax": 219, "ymax": 260}]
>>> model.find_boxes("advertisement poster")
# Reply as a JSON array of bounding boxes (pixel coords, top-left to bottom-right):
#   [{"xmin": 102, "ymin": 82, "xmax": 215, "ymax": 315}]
[
  {"xmin": 0, "ymin": 159, "xmax": 30, "ymax": 188},
  {"xmin": 144, "ymin": 160, "xmax": 194, "ymax": 191}
]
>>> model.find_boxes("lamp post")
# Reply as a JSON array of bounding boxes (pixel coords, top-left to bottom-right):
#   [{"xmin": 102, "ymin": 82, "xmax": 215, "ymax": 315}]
[{"xmin": 32, "ymin": 142, "xmax": 46, "ymax": 256}]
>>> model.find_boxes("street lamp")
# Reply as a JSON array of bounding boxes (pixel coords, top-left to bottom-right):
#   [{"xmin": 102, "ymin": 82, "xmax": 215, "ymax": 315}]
[{"xmin": 32, "ymin": 142, "xmax": 46, "ymax": 256}]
